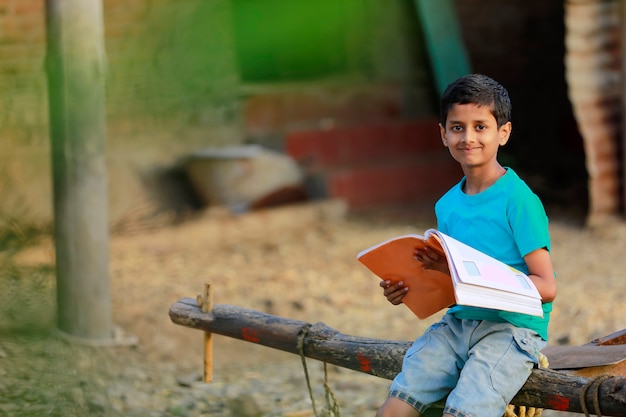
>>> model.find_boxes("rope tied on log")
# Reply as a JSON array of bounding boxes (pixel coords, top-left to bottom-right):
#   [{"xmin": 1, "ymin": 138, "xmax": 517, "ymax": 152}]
[
  {"xmin": 580, "ymin": 374, "xmax": 613, "ymax": 417},
  {"xmin": 297, "ymin": 324, "xmax": 342, "ymax": 417}
]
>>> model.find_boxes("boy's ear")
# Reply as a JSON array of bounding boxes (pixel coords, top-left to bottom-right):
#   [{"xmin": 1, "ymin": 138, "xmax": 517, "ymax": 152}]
[
  {"xmin": 499, "ymin": 121, "xmax": 512, "ymax": 145},
  {"xmin": 439, "ymin": 123, "xmax": 448, "ymax": 147}
]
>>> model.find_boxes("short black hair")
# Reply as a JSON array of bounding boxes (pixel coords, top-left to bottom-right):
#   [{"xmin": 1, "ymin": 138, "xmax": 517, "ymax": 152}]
[{"xmin": 440, "ymin": 74, "xmax": 511, "ymax": 128}]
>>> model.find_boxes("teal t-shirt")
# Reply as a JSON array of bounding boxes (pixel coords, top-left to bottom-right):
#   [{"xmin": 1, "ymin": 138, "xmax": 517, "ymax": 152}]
[{"xmin": 435, "ymin": 168, "xmax": 553, "ymax": 340}]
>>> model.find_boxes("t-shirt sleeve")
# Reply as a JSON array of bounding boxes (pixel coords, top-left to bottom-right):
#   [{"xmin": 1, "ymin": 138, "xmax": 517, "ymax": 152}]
[{"xmin": 507, "ymin": 191, "xmax": 551, "ymax": 257}]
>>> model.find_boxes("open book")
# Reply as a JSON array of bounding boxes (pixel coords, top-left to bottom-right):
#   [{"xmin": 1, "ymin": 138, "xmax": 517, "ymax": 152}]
[{"xmin": 357, "ymin": 229, "xmax": 543, "ymax": 319}]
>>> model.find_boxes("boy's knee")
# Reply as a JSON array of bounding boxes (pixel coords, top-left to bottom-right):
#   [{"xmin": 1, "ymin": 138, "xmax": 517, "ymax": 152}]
[{"xmin": 376, "ymin": 397, "xmax": 420, "ymax": 417}]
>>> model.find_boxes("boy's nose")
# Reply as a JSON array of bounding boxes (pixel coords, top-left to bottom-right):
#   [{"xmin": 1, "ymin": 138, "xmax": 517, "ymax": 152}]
[{"xmin": 461, "ymin": 133, "xmax": 475, "ymax": 144}]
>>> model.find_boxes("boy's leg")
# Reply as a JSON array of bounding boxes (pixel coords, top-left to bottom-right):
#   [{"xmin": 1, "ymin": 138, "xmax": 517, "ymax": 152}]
[
  {"xmin": 382, "ymin": 316, "xmax": 464, "ymax": 416},
  {"xmin": 445, "ymin": 323, "xmax": 545, "ymax": 417},
  {"xmin": 376, "ymin": 397, "xmax": 421, "ymax": 417}
]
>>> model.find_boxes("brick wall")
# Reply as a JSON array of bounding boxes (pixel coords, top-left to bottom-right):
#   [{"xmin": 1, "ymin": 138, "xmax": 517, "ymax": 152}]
[
  {"xmin": 1, "ymin": 0, "xmax": 51, "ymax": 225},
  {"xmin": 0, "ymin": 0, "xmax": 47, "ymax": 137},
  {"xmin": 1, "ymin": 0, "xmax": 242, "ymax": 227}
]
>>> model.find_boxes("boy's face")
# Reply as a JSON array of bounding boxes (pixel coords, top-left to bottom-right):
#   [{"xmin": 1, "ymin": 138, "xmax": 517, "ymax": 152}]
[{"xmin": 439, "ymin": 103, "xmax": 511, "ymax": 170}]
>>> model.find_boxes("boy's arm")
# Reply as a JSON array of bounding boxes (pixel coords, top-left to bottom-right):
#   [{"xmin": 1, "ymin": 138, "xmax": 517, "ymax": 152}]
[{"xmin": 524, "ymin": 248, "xmax": 557, "ymax": 302}]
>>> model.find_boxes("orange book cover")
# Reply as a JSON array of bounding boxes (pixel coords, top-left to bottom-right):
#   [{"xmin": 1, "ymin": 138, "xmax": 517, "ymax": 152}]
[
  {"xmin": 358, "ymin": 230, "xmax": 544, "ymax": 319},
  {"xmin": 357, "ymin": 234, "xmax": 455, "ymax": 319}
]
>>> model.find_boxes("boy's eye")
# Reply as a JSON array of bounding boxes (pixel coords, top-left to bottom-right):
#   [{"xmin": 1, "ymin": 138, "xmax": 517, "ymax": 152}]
[
  {"xmin": 451, "ymin": 125, "xmax": 463, "ymax": 132},
  {"xmin": 475, "ymin": 125, "xmax": 486, "ymax": 131}
]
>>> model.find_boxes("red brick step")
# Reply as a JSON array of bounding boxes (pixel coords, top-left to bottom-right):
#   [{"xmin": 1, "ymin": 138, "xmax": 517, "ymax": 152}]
[
  {"xmin": 285, "ymin": 119, "xmax": 442, "ymax": 169},
  {"xmin": 284, "ymin": 119, "xmax": 461, "ymax": 209}
]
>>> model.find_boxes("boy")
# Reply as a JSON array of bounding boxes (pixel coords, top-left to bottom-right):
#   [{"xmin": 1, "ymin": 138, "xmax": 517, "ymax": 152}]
[{"xmin": 376, "ymin": 74, "xmax": 557, "ymax": 417}]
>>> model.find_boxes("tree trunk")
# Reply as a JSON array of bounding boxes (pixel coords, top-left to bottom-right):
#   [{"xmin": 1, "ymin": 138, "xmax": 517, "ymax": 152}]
[{"xmin": 45, "ymin": 0, "xmax": 113, "ymax": 342}]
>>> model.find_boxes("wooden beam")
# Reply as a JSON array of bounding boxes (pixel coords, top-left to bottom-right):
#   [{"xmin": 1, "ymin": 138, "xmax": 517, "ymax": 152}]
[{"xmin": 169, "ymin": 299, "xmax": 626, "ymax": 416}]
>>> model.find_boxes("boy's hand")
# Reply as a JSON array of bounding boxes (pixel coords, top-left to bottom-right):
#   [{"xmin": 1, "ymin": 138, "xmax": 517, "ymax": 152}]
[
  {"xmin": 414, "ymin": 246, "xmax": 450, "ymax": 275},
  {"xmin": 379, "ymin": 280, "xmax": 408, "ymax": 305}
]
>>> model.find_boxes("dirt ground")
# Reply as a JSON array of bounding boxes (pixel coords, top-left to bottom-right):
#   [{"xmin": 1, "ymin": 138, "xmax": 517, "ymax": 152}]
[{"xmin": 2, "ymin": 199, "xmax": 626, "ymax": 416}]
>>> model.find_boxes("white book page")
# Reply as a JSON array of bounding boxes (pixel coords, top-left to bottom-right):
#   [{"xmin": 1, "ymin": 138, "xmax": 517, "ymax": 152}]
[
  {"xmin": 433, "ymin": 231, "xmax": 540, "ymax": 299},
  {"xmin": 453, "ymin": 284, "xmax": 543, "ymax": 316}
]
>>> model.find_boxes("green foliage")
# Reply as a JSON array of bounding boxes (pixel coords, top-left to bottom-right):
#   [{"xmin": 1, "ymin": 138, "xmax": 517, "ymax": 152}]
[
  {"xmin": 0, "ymin": 263, "xmax": 56, "ymax": 332},
  {"xmin": 0, "ymin": 211, "xmax": 55, "ymax": 332},
  {"xmin": 107, "ymin": 0, "xmax": 240, "ymax": 124},
  {"xmin": 0, "ymin": 215, "xmax": 49, "ymax": 257}
]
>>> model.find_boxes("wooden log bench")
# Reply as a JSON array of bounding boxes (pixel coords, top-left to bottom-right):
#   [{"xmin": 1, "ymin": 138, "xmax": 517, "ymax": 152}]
[{"xmin": 169, "ymin": 297, "xmax": 626, "ymax": 416}]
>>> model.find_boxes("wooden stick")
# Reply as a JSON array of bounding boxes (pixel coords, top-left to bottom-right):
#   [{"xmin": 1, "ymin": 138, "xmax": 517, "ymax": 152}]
[{"xmin": 196, "ymin": 282, "xmax": 213, "ymax": 382}]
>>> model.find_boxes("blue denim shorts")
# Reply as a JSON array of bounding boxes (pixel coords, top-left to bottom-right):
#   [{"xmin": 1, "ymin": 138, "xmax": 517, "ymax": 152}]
[{"xmin": 389, "ymin": 314, "xmax": 546, "ymax": 417}]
